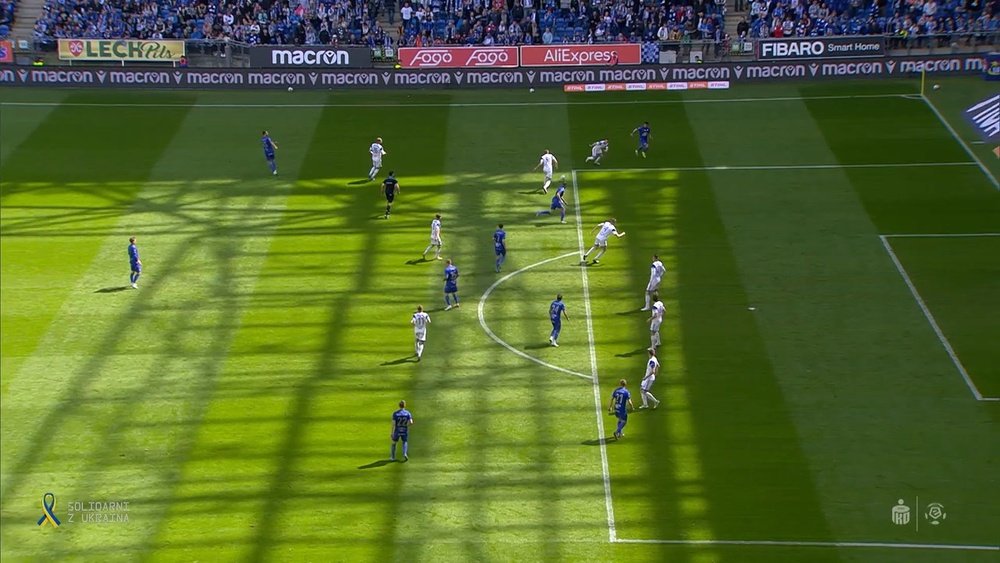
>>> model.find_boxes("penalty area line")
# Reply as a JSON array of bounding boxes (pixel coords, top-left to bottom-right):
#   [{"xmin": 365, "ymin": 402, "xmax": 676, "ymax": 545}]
[
  {"xmin": 614, "ymin": 538, "xmax": 1000, "ymax": 551},
  {"xmin": 0, "ymin": 93, "xmax": 914, "ymax": 109},
  {"xmin": 572, "ymin": 170, "xmax": 618, "ymax": 543},
  {"xmin": 879, "ymin": 235, "xmax": 989, "ymax": 401},
  {"xmin": 477, "ymin": 251, "xmax": 592, "ymax": 381},
  {"xmin": 579, "ymin": 162, "xmax": 977, "ymax": 173}
]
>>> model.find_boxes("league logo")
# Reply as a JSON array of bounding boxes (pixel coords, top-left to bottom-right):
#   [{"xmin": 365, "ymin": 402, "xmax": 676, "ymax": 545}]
[{"xmin": 68, "ymin": 41, "xmax": 84, "ymax": 57}]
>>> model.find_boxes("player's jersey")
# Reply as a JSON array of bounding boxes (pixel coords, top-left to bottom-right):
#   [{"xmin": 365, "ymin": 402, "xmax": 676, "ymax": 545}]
[
  {"xmin": 411, "ymin": 311, "xmax": 430, "ymax": 331},
  {"xmin": 549, "ymin": 299, "xmax": 565, "ymax": 322},
  {"xmin": 556, "ymin": 183, "xmax": 566, "ymax": 199},
  {"xmin": 444, "ymin": 265, "xmax": 459, "ymax": 284},
  {"xmin": 383, "ymin": 177, "xmax": 398, "ymax": 196},
  {"xmin": 551, "ymin": 194, "xmax": 562, "ymax": 208},
  {"xmin": 651, "ymin": 301, "xmax": 665, "ymax": 322},
  {"xmin": 430, "ymin": 219, "xmax": 441, "ymax": 239},
  {"xmin": 539, "ymin": 153, "xmax": 556, "ymax": 170},
  {"xmin": 370, "ymin": 142, "xmax": 385, "ymax": 159},
  {"xmin": 649, "ymin": 260, "xmax": 665, "ymax": 282},
  {"xmin": 493, "ymin": 229, "xmax": 506, "ymax": 252},
  {"xmin": 592, "ymin": 139, "xmax": 609, "ymax": 151},
  {"xmin": 645, "ymin": 356, "xmax": 660, "ymax": 378},
  {"xmin": 392, "ymin": 408, "xmax": 413, "ymax": 433},
  {"xmin": 262, "ymin": 135, "xmax": 275, "ymax": 157},
  {"xmin": 637, "ymin": 125, "xmax": 650, "ymax": 143},
  {"xmin": 596, "ymin": 222, "xmax": 618, "ymax": 240},
  {"xmin": 611, "ymin": 387, "xmax": 631, "ymax": 415},
  {"xmin": 128, "ymin": 243, "xmax": 140, "ymax": 264}
]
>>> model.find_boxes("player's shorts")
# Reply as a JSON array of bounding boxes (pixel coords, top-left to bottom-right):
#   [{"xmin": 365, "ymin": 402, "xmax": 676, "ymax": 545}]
[
  {"xmin": 372, "ymin": 157, "xmax": 383, "ymax": 168},
  {"xmin": 646, "ymin": 278, "xmax": 662, "ymax": 292},
  {"xmin": 392, "ymin": 430, "xmax": 408, "ymax": 442},
  {"xmin": 551, "ymin": 318, "xmax": 561, "ymax": 329},
  {"xmin": 131, "ymin": 262, "xmax": 142, "ymax": 273},
  {"xmin": 264, "ymin": 152, "xmax": 275, "ymax": 161},
  {"xmin": 615, "ymin": 411, "xmax": 628, "ymax": 422},
  {"xmin": 495, "ymin": 246, "xmax": 506, "ymax": 256},
  {"xmin": 385, "ymin": 193, "xmax": 395, "ymax": 203},
  {"xmin": 639, "ymin": 140, "xmax": 649, "ymax": 149},
  {"xmin": 414, "ymin": 329, "xmax": 426, "ymax": 340},
  {"xmin": 650, "ymin": 320, "xmax": 662, "ymax": 332},
  {"xmin": 430, "ymin": 236, "xmax": 442, "ymax": 246},
  {"xmin": 543, "ymin": 168, "xmax": 553, "ymax": 180},
  {"xmin": 593, "ymin": 237, "xmax": 609, "ymax": 248},
  {"xmin": 551, "ymin": 202, "xmax": 563, "ymax": 210},
  {"xmin": 641, "ymin": 376, "xmax": 655, "ymax": 392},
  {"xmin": 445, "ymin": 283, "xmax": 458, "ymax": 294},
  {"xmin": 591, "ymin": 147, "xmax": 603, "ymax": 158}
]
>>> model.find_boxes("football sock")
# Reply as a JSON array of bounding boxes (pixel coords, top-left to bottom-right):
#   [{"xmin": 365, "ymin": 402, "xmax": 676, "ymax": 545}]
[
  {"xmin": 269, "ymin": 161, "xmax": 276, "ymax": 173},
  {"xmin": 423, "ymin": 244, "xmax": 433, "ymax": 256},
  {"xmin": 537, "ymin": 210, "xmax": 551, "ymax": 215},
  {"xmin": 647, "ymin": 392, "xmax": 659, "ymax": 405},
  {"xmin": 402, "ymin": 443, "xmax": 408, "ymax": 457},
  {"xmin": 641, "ymin": 393, "xmax": 649, "ymax": 407},
  {"xmin": 391, "ymin": 443, "xmax": 397, "ymax": 459},
  {"xmin": 616, "ymin": 419, "xmax": 626, "ymax": 434},
  {"xmin": 560, "ymin": 209, "xmax": 566, "ymax": 221},
  {"xmin": 594, "ymin": 248, "xmax": 606, "ymax": 260},
  {"xmin": 385, "ymin": 205, "xmax": 391, "ymax": 216},
  {"xmin": 543, "ymin": 179, "xmax": 551, "ymax": 191},
  {"xmin": 445, "ymin": 295, "xmax": 451, "ymax": 306}
]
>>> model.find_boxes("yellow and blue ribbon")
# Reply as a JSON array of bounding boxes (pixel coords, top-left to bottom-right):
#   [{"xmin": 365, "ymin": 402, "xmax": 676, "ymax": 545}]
[{"xmin": 37, "ymin": 493, "xmax": 60, "ymax": 527}]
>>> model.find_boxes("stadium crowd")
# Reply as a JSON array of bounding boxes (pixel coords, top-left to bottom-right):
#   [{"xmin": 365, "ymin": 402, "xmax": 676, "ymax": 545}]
[
  {"xmin": 1, "ymin": 0, "xmax": 16, "ymax": 38},
  {"xmin": 28, "ymin": 0, "xmax": 999, "ymax": 47},
  {"xmin": 743, "ymin": 0, "xmax": 998, "ymax": 40}
]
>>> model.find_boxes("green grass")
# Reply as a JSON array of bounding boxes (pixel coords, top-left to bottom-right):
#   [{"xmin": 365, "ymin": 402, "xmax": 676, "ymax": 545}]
[{"xmin": 1, "ymin": 78, "xmax": 998, "ymax": 562}]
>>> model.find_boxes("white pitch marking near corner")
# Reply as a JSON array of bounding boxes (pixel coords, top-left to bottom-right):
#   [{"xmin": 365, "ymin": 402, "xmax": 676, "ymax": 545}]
[
  {"xmin": 0, "ymin": 93, "xmax": 915, "ymax": 109},
  {"xmin": 879, "ymin": 235, "xmax": 991, "ymax": 401},
  {"xmin": 882, "ymin": 232, "xmax": 1000, "ymax": 238},
  {"xmin": 920, "ymin": 93, "xmax": 999, "ymax": 190},
  {"xmin": 589, "ymin": 162, "xmax": 977, "ymax": 173},
  {"xmin": 572, "ymin": 170, "xmax": 618, "ymax": 543},
  {"xmin": 614, "ymin": 538, "xmax": 1000, "ymax": 551},
  {"xmin": 477, "ymin": 252, "xmax": 592, "ymax": 382}
]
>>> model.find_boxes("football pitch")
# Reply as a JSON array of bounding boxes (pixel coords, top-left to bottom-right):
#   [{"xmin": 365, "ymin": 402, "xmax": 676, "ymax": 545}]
[{"xmin": 1, "ymin": 77, "xmax": 998, "ymax": 562}]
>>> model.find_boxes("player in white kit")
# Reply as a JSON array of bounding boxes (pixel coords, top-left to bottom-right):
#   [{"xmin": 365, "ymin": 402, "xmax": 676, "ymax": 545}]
[
  {"xmin": 648, "ymin": 292, "xmax": 665, "ymax": 352},
  {"xmin": 582, "ymin": 218, "xmax": 626, "ymax": 264},
  {"xmin": 422, "ymin": 214, "xmax": 443, "ymax": 260},
  {"xmin": 533, "ymin": 149, "xmax": 559, "ymax": 193},
  {"xmin": 411, "ymin": 305, "xmax": 431, "ymax": 361},
  {"xmin": 639, "ymin": 348, "xmax": 661, "ymax": 409},
  {"xmin": 368, "ymin": 137, "xmax": 387, "ymax": 181},
  {"xmin": 584, "ymin": 139, "xmax": 609, "ymax": 165},
  {"xmin": 641, "ymin": 254, "xmax": 666, "ymax": 311}
]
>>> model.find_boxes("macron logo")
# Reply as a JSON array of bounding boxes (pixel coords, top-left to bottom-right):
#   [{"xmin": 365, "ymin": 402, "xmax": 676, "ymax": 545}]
[{"xmin": 271, "ymin": 49, "xmax": 350, "ymax": 66}]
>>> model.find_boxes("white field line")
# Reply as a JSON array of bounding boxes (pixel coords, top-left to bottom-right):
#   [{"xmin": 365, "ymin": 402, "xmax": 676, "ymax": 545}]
[
  {"xmin": 878, "ymin": 235, "xmax": 996, "ymax": 401},
  {"xmin": 615, "ymin": 538, "xmax": 1000, "ymax": 551},
  {"xmin": 920, "ymin": 93, "xmax": 999, "ymax": 190},
  {"xmin": 572, "ymin": 170, "xmax": 618, "ymax": 543},
  {"xmin": 882, "ymin": 232, "xmax": 1000, "ymax": 238},
  {"xmin": 586, "ymin": 162, "xmax": 976, "ymax": 173},
  {"xmin": 476, "ymin": 251, "xmax": 592, "ymax": 381},
  {"xmin": 0, "ymin": 93, "xmax": 914, "ymax": 109}
]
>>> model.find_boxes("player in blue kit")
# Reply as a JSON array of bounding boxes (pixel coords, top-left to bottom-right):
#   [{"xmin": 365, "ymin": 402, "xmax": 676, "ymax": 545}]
[
  {"xmin": 261, "ymin": 130, "xmax": 278, "ymax": 175},
  {"xmin": 127, "ymin": 237, "xmax": 141, "ymax": 289},
  {"xmin": 536, "ymin": 176, "xmax": 568, "ymax": 223},
  {"xmin": 443, "ymin": 259, "xmax": 460, "ymax": 310},
  {"xmin": 549, "ymin": 294, "xmax": 569, "ymax": 347},
  {"xmin": 493, "ymin": 224, "xmax": 507, "ymax": 272},
  {"xmin": 390, "ymin": 400, "xmax": 414, "ymax": 462},
  {"xmin": 631, "ymin": 122, "xmax": 650, "ymax": 158},
  {"xmin": 608, "ymin": 379, "xmax": 634, "ymax": 440}
]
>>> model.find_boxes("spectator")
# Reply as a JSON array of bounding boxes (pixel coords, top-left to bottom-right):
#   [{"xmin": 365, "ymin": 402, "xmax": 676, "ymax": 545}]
[
  {"xmin": 542, "ymin": 26, "xmax": 553, "ymax": 43},
  {"xmin": 736, "ymin": 16, "xmax": 749, "ymax": 37}
]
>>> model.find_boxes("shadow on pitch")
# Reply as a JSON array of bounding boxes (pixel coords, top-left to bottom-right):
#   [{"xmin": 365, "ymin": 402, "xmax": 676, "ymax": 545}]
[
  {"xmin": 581, "ymin": 437, "xmax": 614, "ymax": 446},
  {"xmin": 524, "ymin": 343, "xmax": 553, "ymax": 350},
  {"xmin": 381, "ymin": 355, "xmax": 417, "ymax": 366},
  {"xmin": 347, "ymin": 178, "xmax": 370, "ymax": 186},
  {"xmin": 358, "ymin": 459, "xmax": 397, "ymax": 470},
  {"xmin": 405, "ymin": 257, "xmax": 429, "ymax": 265},
  {"xmin": 615, "ymin": 347, "xmax": 648, "ymax": 359},
  {"xmin": 94, "ymin": 286, "xmax": 132, "ymax": 293}
]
